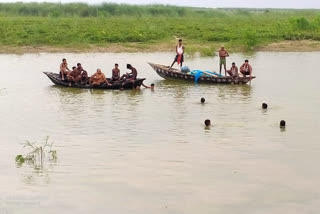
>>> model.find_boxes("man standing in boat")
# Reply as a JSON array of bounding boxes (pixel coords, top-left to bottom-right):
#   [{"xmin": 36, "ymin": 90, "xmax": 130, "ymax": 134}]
[
  {"xmin": 60, "ymin": 58, "xmax": 71, "ymax": 81},
  {"xmin": 219, "ymin": 45, "xmax": 229, "ymax": 76},
  {"xmin": 169, "ymin": 39, "xmax": 184, "ymax": 70}
]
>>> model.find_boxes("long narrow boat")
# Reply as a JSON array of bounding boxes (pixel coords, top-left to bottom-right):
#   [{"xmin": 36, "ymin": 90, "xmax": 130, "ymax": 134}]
[
  {"xmin": 44, "ymin": 72, "xmax": 145, "ymax": 89},
  {"xmin": 149, "ymin": 63, "xmax": 255, "ymax": 84}
]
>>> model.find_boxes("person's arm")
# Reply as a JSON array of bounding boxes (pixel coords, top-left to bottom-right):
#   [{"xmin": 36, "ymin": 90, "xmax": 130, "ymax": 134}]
[
  {"xmin": 59, "ymin": 63, "xmax": 63, "ymax": 71},
  {"xmin": 236, "ymin": 67, "xmax": 239, "ymax": 76},
  {"xmin": 182, "ymin": 46, "xmax": 184, "ymax": 54},
  {"xmin": 66, "ymin": 63, "xmax": 71, "ymax": 71},
  {"xmin": 142, "ymin": 83, "xmax": 151, "ymax": 88},
  {"xmin": 226, "ymin": 51, "xmax": 229, "ymax": 57},
  {"xmin": 240, "ymin": 64, "xmax": 244, "ymax": 71}
]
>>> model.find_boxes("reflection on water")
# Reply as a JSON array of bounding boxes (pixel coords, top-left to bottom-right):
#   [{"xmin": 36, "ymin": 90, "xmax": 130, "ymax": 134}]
[
  {"xmin": 0, "ymin": 52, "xmax": 320, "ymax": 214},
  {"xmin": 216, "ymin": 84, "xmax": 253, "ymax": 102}
]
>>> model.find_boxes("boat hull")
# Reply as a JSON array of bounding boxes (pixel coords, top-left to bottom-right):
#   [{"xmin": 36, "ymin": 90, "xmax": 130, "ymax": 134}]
[
  {"xmin": 149, "ymin": 63, "xmax": 255, "ymax": 84},
  {"xmin": 44, "ymin": 72, "xmax": 145, "ymax": 89}
]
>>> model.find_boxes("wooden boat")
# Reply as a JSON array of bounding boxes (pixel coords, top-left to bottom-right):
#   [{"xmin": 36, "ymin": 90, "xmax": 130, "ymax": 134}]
[
  {"xmin": 44, "ymin": 72, "xmax": 145, "ymax": 89},
  {"xmin": 149, "ymin": 63, "xmax": 255, "ymax": 84}
]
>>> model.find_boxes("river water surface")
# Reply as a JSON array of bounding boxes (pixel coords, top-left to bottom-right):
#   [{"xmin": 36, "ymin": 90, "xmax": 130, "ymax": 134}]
[{"xmin": 0, "ymin": 52, "xmax": 320, "ymax": 214}]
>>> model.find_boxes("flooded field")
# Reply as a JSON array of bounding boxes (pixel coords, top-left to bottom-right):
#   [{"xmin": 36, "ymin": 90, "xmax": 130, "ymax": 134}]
[{"xmin": 0, "ymin": 52, "xmax": 319, "ymax": 214}]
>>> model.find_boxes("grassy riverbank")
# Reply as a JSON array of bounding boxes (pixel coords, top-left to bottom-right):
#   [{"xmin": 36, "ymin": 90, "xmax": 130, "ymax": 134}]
[{"xmin": 1, "ymin": 3, "xmax": 320, "ymax": 54}]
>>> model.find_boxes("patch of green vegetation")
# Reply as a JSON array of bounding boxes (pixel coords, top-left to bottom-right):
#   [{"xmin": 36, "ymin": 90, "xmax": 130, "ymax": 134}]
[
  {"xmin": 1, "ymin": 3, "xmax": 320, "ymax": 53},
  {"xmin": 15, "ymin": 136, "xmax": 57, "ymax": 169}
]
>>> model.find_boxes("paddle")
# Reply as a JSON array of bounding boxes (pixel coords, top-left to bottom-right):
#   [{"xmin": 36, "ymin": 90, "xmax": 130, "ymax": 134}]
[
  {"xmin": 168, "ymin": 54, "xmax": 182, "ymax": 71},
  {"xmin": 168, "ymin": 60, "xmax": 175, "ymax": 71},
  {"xmin": 202, "ymin": 70, "xmax": 222, "ymax": 78}
]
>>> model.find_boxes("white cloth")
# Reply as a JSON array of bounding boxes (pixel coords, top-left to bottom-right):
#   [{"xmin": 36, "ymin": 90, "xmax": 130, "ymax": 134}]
[{"xmin": 177, "ymin": 45, "xmax": 184, "ymax": 55}]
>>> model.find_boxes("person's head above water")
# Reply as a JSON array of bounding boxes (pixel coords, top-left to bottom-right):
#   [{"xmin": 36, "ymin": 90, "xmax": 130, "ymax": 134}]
[
  {"xmin": 232, "ymin": 62, "xmax": 236, "ymax": 66},
  {"xmin": 62, "ymin": 58, "xmax": 66, "ymax": 63},
  {"xmin": 262, "ymin": 103, "xmax": 268, "ymax": 109},
  {"xmin": 245, "ymin": 59, "xmax": 249, "ymax": 64},
  {"xmin": 77, "ymin": 63, "xmax": 82, "ymax": 68},
  {"xmin": 201, "ymin": 97, "xmax": 205, "ymax": 103},
  {"xmin": 72, "ymin": 66, "xmax": 76, "ymax": 71},
  {"xmin": 115, "ymin": 63, "xmax": 118, "ymax": 68},
  {"xmin": 97, "ymin": 68, "xmax": 101, "ymax": 74},
  {"xmin": 151, "ymin": 83, "xmax": 155, "ymax": 89},
  {"xmin": 204, "ymin": 119, "xmax": 211, "ymax": 127},
  {"xmin": 127, "ymin": 64, "xmax": 132, "ymax": 69}
]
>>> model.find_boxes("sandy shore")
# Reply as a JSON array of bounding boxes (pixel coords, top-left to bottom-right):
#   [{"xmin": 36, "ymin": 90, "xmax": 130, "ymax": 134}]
[
  {"xmin": 1, "ymin": 40, "xmax": 320, "ymax": 54},
  {"xmin": 257, "ymin": 40, "xmax": 320, "ymax": 52}
]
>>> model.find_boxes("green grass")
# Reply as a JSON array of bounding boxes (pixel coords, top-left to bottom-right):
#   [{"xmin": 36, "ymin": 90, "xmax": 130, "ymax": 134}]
[{"xmin": 1, "ymin": 3, "xmax": 320, "ymax": 54}]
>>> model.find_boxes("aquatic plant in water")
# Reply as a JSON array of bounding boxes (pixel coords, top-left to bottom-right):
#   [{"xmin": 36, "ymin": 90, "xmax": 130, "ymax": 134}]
[{"xmin": 15, "ymin": 136, "xmax": 57, "ymax": 169}]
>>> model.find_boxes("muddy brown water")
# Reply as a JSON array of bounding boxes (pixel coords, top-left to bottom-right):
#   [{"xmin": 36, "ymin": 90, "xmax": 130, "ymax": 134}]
[{"xmin": 0, "ymin": 52, "xmax": 319, "ymax": 214}]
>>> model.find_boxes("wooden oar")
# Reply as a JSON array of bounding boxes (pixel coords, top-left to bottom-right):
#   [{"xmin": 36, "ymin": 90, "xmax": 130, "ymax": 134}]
[{"xmin": 202, "ymin": 70, "xmax": 221, "ymax": 78}]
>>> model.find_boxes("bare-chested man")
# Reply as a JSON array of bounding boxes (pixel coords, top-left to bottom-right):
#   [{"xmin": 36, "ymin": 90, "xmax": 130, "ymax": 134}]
[
  {"xmin": 240, "ymin": 60, "xmax": 253, "ymax": 78},
  {"xmin": 67, "ymin": 66, "xmax": 81, "ymax": 86},
  {"xmin": 90, "ymin": 68, "xmax": 111, "ymax": 86},
  {"xmin": 60, "ymin": 58, "xmax": 71, "ymax": 80},
  {"xmin": 119, "ymin": 64, "xmax": 137, "ymax": 81},
  {"xmin": 76, "ymin": 63, "xmax": 89, "ymax": 84},
  {"xmin": 119, "ymin": 64, "xmax": 138, "ymax": 88},
  {"xmin": 227, "ymin": 62, "xmax": 239, "ymax": 77},
  {"xmin": 112, "ymin": 63, "xmax": 120, "ymax": 81},
  {"xmin": 219, "ymin": 45, "xmax": 229, "ymax": 76}
]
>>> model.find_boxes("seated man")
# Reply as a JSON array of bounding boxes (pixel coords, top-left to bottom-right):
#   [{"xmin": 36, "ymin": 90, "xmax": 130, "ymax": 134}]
[
  {"xmin": 76, "ymin": 63, "xmax": 89, "ymax": 84},
  {"xmin": 112, "ymin": 63, "xmax": 120, "ymax": 82},
  {"xmin": 89, "ymin": 68, "xmax": 111, "ymax": 86},
  {"xmin": 240, "ymin": 60, "xmax": 253, "ymax": 78},
  {"xmin": 227, "ymin": 62, "xmax": 239, "ymax": 77},
  {"xmin": 67, "ymin": 66, "xmax": 81, "ymax": 86},
  {"xmin": 119, "ymin": 64, "xmax": 137, "ymax": 81},
  {"xmin": 60, "ymin": 58, "xmax": 71, "ymax": 81},
  {"xmin": 119, "ymin": 64, "xmax": 138, "ymax": 88}
]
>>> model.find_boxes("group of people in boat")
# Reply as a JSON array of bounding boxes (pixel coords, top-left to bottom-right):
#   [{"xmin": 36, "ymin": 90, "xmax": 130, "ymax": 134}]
[
  {"xmin": 218, "ymin": 45, "xmax": 253, "ymax": 78},
  {"xmin": 60, "ymin": 59, "xmax": 145, "ymax": 87},
  {"xmin": 170, "ymin": 39, "xmax": 253, "ymax": 78}
]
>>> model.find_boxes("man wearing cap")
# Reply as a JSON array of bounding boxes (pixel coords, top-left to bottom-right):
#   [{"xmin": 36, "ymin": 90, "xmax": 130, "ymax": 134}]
[{"xmin": 219, "ymin": 45, "xmax": 229, "ymax": 76}]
